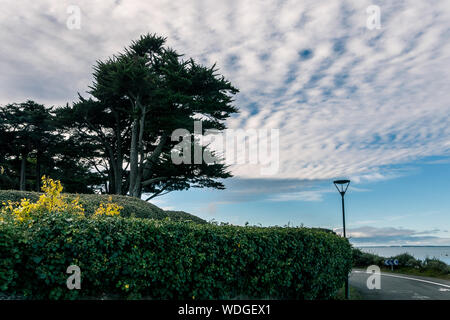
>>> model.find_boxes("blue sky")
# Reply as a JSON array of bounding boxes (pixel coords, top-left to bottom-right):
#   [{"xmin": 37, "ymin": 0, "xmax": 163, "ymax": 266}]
[
  {"xmin": 151, "ymin": 156, "xmax": 450, "ymax": 245},
  {"xmin": 0, "ymin": 0, "xmax": 449, "ymax": 245}
]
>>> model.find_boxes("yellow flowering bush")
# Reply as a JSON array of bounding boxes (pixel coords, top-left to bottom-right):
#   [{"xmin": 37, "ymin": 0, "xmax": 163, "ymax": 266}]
[
  {"xmin": 39, "ymin": 176, "xmax": 85, "ymax": 215},
  {"xmin": 0, "ymin": 176, "xmax": 85, "ymax": 223},
  {"xmin": 94, "ymin": 196, "xmax": 123, "ymax": 217},
  {"xmin": 0, "ymin": 176, "xmax": 126, "ymax": 223}
]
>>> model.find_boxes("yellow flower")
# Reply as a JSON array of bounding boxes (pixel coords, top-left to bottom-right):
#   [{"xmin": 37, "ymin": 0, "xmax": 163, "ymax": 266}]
[
  {"xmin": 0, "ymin": 176, "xmax": 124, "ymax": 223},
  {"xmin": 93, "ymin": 196, "xmax": 123, "ymax": 217},
  {"xmin": 0, "ymin": 176, "xmax": 85, "ymax": 223}
]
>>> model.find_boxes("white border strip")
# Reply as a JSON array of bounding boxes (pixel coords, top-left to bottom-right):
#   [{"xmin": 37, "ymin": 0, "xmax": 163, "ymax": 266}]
[{"xmin": 353, "ymin": 270, "xmax": 450, "ymax": 289}]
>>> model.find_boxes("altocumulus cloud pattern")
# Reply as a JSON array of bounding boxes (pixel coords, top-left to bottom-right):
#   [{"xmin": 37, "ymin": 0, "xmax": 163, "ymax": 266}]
[{"xmin": 0, "ymin": 0, "xmax": 449, "ymax": 182}]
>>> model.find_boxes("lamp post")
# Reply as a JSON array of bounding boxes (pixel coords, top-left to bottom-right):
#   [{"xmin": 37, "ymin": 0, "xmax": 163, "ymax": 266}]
[{"xmin": 333, "ymin": 179, "xmax": 350, "ymax": 299}]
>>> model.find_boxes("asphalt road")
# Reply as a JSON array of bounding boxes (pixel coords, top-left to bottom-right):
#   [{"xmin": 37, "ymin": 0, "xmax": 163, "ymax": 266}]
[{"xmin": 350, "ymin": 269, "xmax": 450, "ymax": 300}]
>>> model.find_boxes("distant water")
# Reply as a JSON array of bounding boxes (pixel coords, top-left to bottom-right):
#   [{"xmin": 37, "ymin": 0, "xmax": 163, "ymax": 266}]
[{"xmin": 358, "ymin": 246, "xmax": 450, "ymax": 265}]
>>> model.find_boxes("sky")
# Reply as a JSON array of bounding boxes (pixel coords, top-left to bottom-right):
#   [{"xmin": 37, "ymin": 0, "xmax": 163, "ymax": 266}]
[{"xmin": 0, "ymin": 0, "xmax": 449, "ymax": 246}]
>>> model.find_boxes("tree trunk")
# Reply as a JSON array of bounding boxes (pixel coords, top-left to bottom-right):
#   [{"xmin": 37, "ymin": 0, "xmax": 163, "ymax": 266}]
[
  {"xmin": 142, "ymin": 134, "xmax": 168, "ymax": 179},
  {"xmin": 108, "ymin": 160, "xmax": 115, "ymax": 194},
  {"xmin": 35, "ymin": 152, "xmax": 41, "ymax": 191},
  {"xmin": 128, "ymin": 118, "xmax": 139, "ymax": 196},
  {"xmin": 19, "ymin": 153, "xmax": 26, "ymax": 191},
  {"xmin": 105, "ymin": 142, "xmax": 123, "ymax": 195},
  {"xmin": 132, "ymin": 105, "xmax": 146, "ymax": 197},
  {"xmin": 110, "ymin": 108, "xmax": 125, "ymax": 195},
  {"xmin": 115, "ymin": 125, "xmax": 123, "ymax": 195},
  {"xmin": 114, "ymin": 164, "xmax": 122, "ymax": 195}
]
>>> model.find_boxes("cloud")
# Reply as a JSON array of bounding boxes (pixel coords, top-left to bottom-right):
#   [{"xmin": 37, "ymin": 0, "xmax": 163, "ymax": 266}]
[
  {"xmin": 269, "ymin": 190, "xmax": 328, "ymax": 202},
  {"xmin": 216, "ymin": 178, "xmax": 321, "ymax": 203},
  {"xmin": 335, "ymin": 226, "xmax": 450, "ymax": 245},
  {"xmin": 421, "ymin": 157, "xmax": 450, "ymax": 165},
  {"xmin": 202, "ymin": 202, "xmax": 218, "ymax": 216},
  {"xmin": 0, "ymin": 0, "xmax": 449, "ymax": 183},
  {"xmin": 268, "ymin": 180, "xmax": 370, "ymax": 202}
]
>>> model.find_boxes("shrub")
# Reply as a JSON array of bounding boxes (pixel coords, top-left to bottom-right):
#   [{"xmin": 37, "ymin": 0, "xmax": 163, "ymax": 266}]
[
  {"xmin": 1, "ymin": 176, "xmax": 86, "ymax": 223},
  {"xmin": 391, "ymin": 253, "xmax": 420, "ymax": 268},
  {"xmin": 352, "ymin": 248, "xmax": 384, "ymax": 267},
  {"xmin": 423, "ymin": 258, "xmax": 449, "ymax": 274},
  {"xmin": 0, "ymin": 222, "xmax": 23, "ymax": 291},
  {"xmin": 1, "ymin": 177, "xmax": 351, "ymax": 299},
  {"xmin": 1, "ymin": 176, "xmax": 123, "ymax": 224},
  {"xmin": 0, "ymin": 215, "xmax": 352, "ymax": 300},
  {"xmin": 0, "ymin": 191, "xmax": 205, "ymax": 223},
  {"xmin": 351, "ymin": 248, "xmax": 449, "ymax": 275},
  {"xmin": 93, "ymin": 196, "xmax": 123, "ymax": 217}
]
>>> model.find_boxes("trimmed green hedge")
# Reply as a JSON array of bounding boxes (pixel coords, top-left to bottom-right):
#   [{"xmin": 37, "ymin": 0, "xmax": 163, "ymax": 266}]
[
  {"xmin": 0, "ymin": 190, "xmax": 205, "ymax": 224},
  {"xmin": 0, "ymin": 214, "xmax": 352, "ymax": 299},
  {"xmin": 0, "ymin": 222, "xmax": 23, "ymax": 292}
]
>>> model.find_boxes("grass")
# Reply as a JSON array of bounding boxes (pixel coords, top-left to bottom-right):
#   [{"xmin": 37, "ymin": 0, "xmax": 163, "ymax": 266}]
[{"xmin": 0, "ymin": 189, "xmax": 206, "ymax": 224}]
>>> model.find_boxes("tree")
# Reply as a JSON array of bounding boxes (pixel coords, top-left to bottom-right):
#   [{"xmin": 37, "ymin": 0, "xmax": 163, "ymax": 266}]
[
  {"xmin": 0, "ymin": 101, "xmax": 103, "ymax": 193},
  {"xmin": 88, "ymin": 34, "xmax": 167, "ymax": 197},
  {"xmin": 1, "ymin": 101, "xmax": 56, "ymax": 190},
  {"xmin": 74, "ymin": 33, "xmax": 239, "ymax": 198},
  {"xmin": 0, "ymin": 110, "xmax": 13, "ymax": 187},
  {"xmin": 141, "ymin": 141, "xmax": 232, "ymax": 201},
  {"xmin": 55, "ymin": 96, "xmax": 131, "ymax": 194}
]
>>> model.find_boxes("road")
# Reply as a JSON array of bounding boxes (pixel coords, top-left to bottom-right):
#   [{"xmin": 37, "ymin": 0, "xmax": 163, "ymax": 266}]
[{"xmin": 350, "ymin": 269, "xmax": 450, "ymax": 300}]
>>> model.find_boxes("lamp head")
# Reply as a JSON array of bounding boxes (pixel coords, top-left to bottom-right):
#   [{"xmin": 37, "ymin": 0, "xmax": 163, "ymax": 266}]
[{"xmin": 333, "ymin": 179, "xmax": 350, "ymax": 195}]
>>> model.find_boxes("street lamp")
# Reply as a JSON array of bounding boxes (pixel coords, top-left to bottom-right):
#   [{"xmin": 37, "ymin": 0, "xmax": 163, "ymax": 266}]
[{"xmin": 333, "ymin": 179, "xmax": 350, "ymax": 299}]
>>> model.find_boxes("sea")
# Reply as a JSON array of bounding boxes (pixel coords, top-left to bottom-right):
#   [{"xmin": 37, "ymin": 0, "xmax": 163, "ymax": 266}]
[{"xmin": 358, "ymin": 246, "xmax": 450, "ymax": 265}]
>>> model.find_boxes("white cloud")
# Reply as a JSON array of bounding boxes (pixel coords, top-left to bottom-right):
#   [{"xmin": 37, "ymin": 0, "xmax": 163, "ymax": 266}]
[
  {"xmin": 0, "ymin": 0, "xmax": 449, "ymax": 182},
  {"xmin": 334, "ymin": 226, "xmax": 450, "ymax": 245},
  {"xmin": 269, "ymin": 189, "xmax": 329, "ymax": 202}
]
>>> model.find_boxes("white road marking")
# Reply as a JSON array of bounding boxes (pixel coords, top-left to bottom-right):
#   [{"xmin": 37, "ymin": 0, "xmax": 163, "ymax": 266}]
[
  {"xmin": 353, "ymin": 270, "xmax": 450, "ymax": 290},
  {"xmin": 412, "ymin": 293, "xmax": 430, "ymax": 300}
]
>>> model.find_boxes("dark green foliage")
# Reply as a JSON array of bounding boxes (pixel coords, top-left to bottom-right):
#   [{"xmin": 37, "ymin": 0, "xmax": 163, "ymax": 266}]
[
  {"xmin": 82, "ymin": 33, "xmax": 239, "ymax": 197},
  {"xmin": 352, "ymin": 248, "xmax": 449, "ymax": 275},
  {"xmin": 423, "ymin": 258, "xmax": 449, "ymax": 274},
  {"xmin": 55, "ymin": 96, "xmax": 131, "ymax": 195},
  {"xmin": 0, "ymin": 101, "xmax": 56, "ymax": 191},
  {"xmin": 311, "ymin": 227, "xmax": 336, "ymax": 234},
  {"xmin": 352, "ymin": 248, "xmax": 384, "ymax": 267},
  {"xmin": 0, "ymin": 223, "xmax": 23, "ymax": 291},
  {"xmin": 393, "ymin": 253, "xmax": 421, "ymax": 268},
  {"xmin": 0, "ymin": 190, "xmax": 205, "ymax": 224},
  {"xmin": 163, "ymin": 210, "xmax": 207, "ymax": 223},
  {"xmin": 1, "ymin": 34, "xmax": 239, "ymax": 199},
  {"xmin": 0, "ymin": 101, "xmax": 103, "ymax": 193},
  {"xmin": 1, "ymin": 215, "xmax": 351, "ymax": 299}
]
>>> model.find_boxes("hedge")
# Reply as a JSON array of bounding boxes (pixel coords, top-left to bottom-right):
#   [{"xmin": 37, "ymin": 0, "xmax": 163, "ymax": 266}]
[
  {"xmin": 0, "ymin": 190, "xmax": 206, "ymax": 224},
  {"xmin": 0, "ymin": 214, "xmax": 351, "ymax": 300},
  {"xmin": 0, "ymin": 222, "xmax": 23, "ymax": 292}
]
